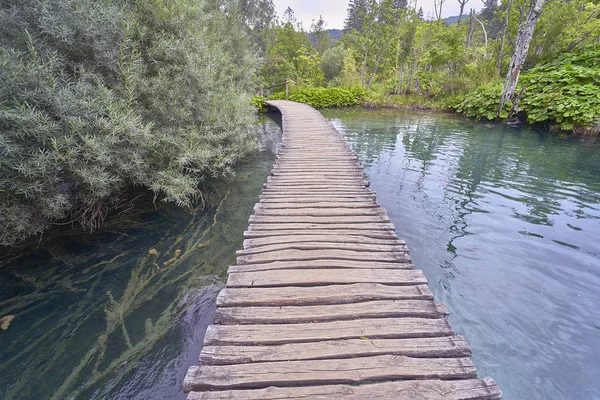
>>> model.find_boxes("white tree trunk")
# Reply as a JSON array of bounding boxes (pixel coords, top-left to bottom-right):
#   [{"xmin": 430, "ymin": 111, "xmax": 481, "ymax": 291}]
[{"xmin": 498, "ymin": 0, "xmax": 544, "ymax": 116}]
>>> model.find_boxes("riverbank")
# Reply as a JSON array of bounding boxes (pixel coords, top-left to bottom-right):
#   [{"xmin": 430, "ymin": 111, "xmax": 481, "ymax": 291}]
[{"xmin": 258, "ymin": 90, "xmax": 598, "ymax": 136}]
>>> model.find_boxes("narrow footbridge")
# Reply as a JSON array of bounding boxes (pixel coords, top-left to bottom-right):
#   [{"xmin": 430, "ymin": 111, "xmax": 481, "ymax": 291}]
[{"xmin": 183, "ymin": 101, "xmax": 501, "ymax": 399}]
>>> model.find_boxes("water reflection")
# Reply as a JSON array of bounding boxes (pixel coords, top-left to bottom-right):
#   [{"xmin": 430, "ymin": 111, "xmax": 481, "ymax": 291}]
[
  {"xmin": 324, "ymin": 108, "xmax": 600, "ymax": 399},
  {"xmin": 0, "ymin": 114, "xmax": 282, "ymax": 400}
]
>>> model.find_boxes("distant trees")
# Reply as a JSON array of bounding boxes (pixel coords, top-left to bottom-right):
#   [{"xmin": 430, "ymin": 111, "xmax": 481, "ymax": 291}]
[{"xmin": 257, "ymin": 0, "xmax": 599, "ymax": 131}]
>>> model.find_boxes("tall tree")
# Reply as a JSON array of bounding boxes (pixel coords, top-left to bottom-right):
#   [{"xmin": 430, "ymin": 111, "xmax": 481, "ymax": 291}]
[
  {"xmin": 311, "ymin": 15, "xmax": 331, "ymax": 54},
  {"xmin": 496, "ymin": 0, "xmax": 512, "ymax": 77},
  {"xmin": 480, "ymin": 0, "xmax": 498, "ymax": 21},
  {"xmin": 498, "ymin": 0, "xmax": 545, "ymax": 115},
  {"xmin": 457, "ymin": 0, "xmax": 469, "ymax": 23},
  {"xmin": 434, "ymin": 0, "xmax": 447, "ymax": 21},
  {"xmin": 283, "ymin": 6, "xmax": 295, "ymax": 24},
  {"xmin": 344, "ymin": 0, "xmax": 370, "ymax": 32}
]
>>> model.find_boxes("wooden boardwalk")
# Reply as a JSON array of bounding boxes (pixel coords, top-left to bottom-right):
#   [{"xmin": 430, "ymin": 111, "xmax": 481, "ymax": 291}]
[{"xmin": 183, "ymin": 101, "xmax": 501, "ymax": 399}]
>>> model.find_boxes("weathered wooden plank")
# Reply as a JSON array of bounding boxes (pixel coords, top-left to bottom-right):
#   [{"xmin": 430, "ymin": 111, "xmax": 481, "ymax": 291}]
[
  {"xmin": 252, "ymin": 208, "xmax": 385, "ymax": 217},
  {"xmin": 216, "ymin": 283, "xmax": 431, "ymax": 307},
  {"xmin": 236, "ymin": 248, "xmax": 407, "ymax": 265},
  {"xmin": 200, "ymin": 336, "xmax": 471, "ymax": 365},
  {"xmin": 226, "ymin": 268, "xmax": 426, "ymax": 287},
  {"xmin": 243, "ymin": 234, "xmax": 403, "ymax": 249},
  {"xmin": 203, "ymin": 317, "xmax": 454, "ymax": 346},
  {"xmin": 187, "ymin": 378, "xmax": 501, "ymax": 400},
  {"xmin": 236, "ymin": 242, "xmax": 407, "ymax": 256},
  {"xmin": 258, "ymin": 196, "xmax": 377, "ymax": 202},
  {"xmin": 214, "ymin": 300, "xmax": 448, "ymax": 324},
  {"xmin": 255, "ymin": 201, "xmax": 378, "ymax": 209},
  {"xmin": 248, "ymin": 215, "xmax": 389, "ymax": 225},
  {"xmin": 247, "ymin": 223, "xmax": 396, "ymax": 231},
  {"xmin": 243, "ymin": 229, "xmax": 399, "ymax": 240},
  {"xmin": 228, "ymin": 259, "xmax": 413, "ymax": 273},
  {"xmin": 183, "ymin": 355, "xmax": 476, "ymax": 391}
]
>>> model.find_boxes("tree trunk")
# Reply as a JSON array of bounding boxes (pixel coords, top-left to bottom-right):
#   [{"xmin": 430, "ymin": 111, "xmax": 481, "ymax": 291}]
[
  {"xmin": 496, "ymin": 0, "xmax": 512, "ymax": 78},
  {"xmin": 457, "ymin": 0, "xmax": 468, "ymax": 24},
  {"xmin": 465, "ymin": 9, "xmax": 475, "ymax": 47},
  {"xmin": 498, "ymin": 0, "xmax": 544, "ymax": 116}
]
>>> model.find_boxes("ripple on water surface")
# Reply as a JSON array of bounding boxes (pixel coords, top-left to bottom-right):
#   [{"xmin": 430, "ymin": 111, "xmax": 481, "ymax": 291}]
[{"xmin": 323, "ymin": 108, "xmax": 600, "ymax": 400}]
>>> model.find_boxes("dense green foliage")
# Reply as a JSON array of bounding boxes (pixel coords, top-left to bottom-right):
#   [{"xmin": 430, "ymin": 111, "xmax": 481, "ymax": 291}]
[
  {"xmin": 455, "ymin": 46, "xmax": 600, "ymax": 130},
  {"xmin": 0, "ymin": 0, "xmax": 264, "ymax": 246},
  {"xmin": 258, "ymin": 0, "xmax": 599, "ymax": 132},
  {"xmin": 271, "ymin": 87, "xmax": 366, "ymax": 109}
]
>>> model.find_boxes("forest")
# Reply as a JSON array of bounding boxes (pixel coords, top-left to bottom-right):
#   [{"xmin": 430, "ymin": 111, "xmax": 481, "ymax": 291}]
[
  {"xmin": 257, "ymin": 0, "xmax": 600, "ymax": 132},
  {"xmin": 0, "ymin": 0, "xmax": 598, "ymax": 246}
]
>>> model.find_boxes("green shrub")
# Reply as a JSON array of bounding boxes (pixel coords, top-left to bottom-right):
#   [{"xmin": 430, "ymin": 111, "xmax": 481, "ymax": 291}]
[
  {"xmin": 455, "ymin": 46, "xmax": 600, "ymax": 131},
  {"xmin": 454, "ymin": 82, "xmax": 512, "ymax": 120},
  {"xmin": 271, "ymin": 86, "xmax": 366, "ymax": 109},
  {"xmin": 0, "ymin": 0, "xmax": 259, "ymax": 246},
  {"xmin": 251, "ymin": 95, "xmax": 268, "ymax": 112},
  {"xmin": 520, "ymin": 46, "xmax": 600, "ymax": 131}
]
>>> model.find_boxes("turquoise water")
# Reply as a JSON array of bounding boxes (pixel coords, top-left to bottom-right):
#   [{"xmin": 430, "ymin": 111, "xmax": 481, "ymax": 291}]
[
  {"xmin": 2, "ymin": 108, "xmax": 599, "ymax": 399},
  {"xmin": 0, "ymin": 115, "xmax": 281, "ymax": 400},
  {"xmin": 323, "ymin": 108, "xmax": 600, "ymax": 399}
]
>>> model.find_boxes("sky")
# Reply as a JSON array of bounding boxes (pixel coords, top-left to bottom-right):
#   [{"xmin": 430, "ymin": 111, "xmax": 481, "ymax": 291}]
[{"xmin": 272, "ymin": 0, "xmax": 482, "ymax": 30}]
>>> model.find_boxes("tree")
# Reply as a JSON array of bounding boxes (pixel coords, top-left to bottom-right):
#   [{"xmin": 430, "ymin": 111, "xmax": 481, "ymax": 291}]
[
  {"xmin": 457, "ymin": 0, "xmax": 469, "ymax": 23},
  {"xmin": 434, "ymin": 0, "xmax": 447, "ymax": 21},
  {"xmin": 480, "ymin": 0, "xmax": 498, "ymax": 22},
  {"xmin": 393, "ymin": 0, "xmax": 409, "ymax": 9},
  {"xmin": 498, "ymin": 0, "xmax": 545, "ymax": 116},
  {"xmin": 237, "ymin": 0, "xmax": 276, "ymax": 53},
  {"xmin": 321, "ymin": 45, "xmax": 348, "ymax": 81},
  {"xmin": 283, "ymin": 6, "xmax": 295, "ymax": 24},
  {"xmin": 311, "ymin": 15, "xmax": 331, "ymax": 54},
  {"xmin": 344, "ymin": 0, "xmax": 370, "ymax": 32}
]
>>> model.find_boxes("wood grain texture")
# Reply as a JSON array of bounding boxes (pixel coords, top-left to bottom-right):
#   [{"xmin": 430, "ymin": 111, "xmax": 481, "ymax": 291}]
[
  {"xmin": 226, "ymin": 268, "xmax": 426, "ymax": 287},
  {"xmin": 187, "ymin": 378, "xmax": 501, "ymax": 399},
  {"xmin": 200, "ymin": 336, "xmax": 471, "ymax": 364},
  {"xmin": 243, "ymin": 234, "xmax": 403, "ymax": 249},
  {"xmin": 216, "ymin": 283, "xmax": 432, "ymax": 307},
  {"xmin": 236, "ymin": 242, "xmax": 407, "ymax": 256},
  {"xmin": 183, "ymin": 355, "xmax": 477, "ymax": 391},
  {"xmin": 203, "ymin": 317, "xmax": 454, "ymax": 346},
  {"xmin": 214, "ymin": 300, "xmax": 448, "ymax": 324}
]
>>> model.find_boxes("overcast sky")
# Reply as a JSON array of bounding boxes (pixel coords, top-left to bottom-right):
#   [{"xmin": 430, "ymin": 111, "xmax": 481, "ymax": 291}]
[{"xmin": 272, "ymin": 0, "xmax": 482, "ymax": 30}]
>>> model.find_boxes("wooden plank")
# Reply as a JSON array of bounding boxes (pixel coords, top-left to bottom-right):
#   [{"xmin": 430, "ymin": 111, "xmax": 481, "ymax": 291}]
[
  {"xmin": 236, "ymin": 242, "xmax": 407, "ymax": 256},
  {"xmin": 226, "ymin": 268, "xmax": 426, "ymax": 287},
  {"xmin": 255, "ymin": 201, "xmax": 379, "ymax": 209},
  {"xmin": 183, "ymin": 355, "xmax": 476, "ymax": 391},
  {"xmin": 214, "ymin": 300, "xmax": 448, "ymax": 324},
  {"xmin": 247, "ymin": 223, "xmax": 396, "ymax": 231},
  {"xmin": 216, "ymin": 283, "xmax": 431, "ymax": 307},
  {"xmin": 258, "ymin": 196, "xmax": 377, "ymax": 202},
  {"xmin": 252, "ymin": 208, "xmax": 385, "ymax": 217},
  {"xmin": 243, "ymin": 229, "xmax": 399, "ymax": 240},
  {"xmin": 187, "ymin": 378, "xmax": 501, "ymax": 400},
  {"xmin": 236, "ymin": 249, "xmax": 408, "ymax": 265},
  {"xmin": 243, "ymin": 234, "xmax": 403, "ymax": 249},
  {"xmin": 248, "ymin": 215, "xmax": 390, "ymax": 224},
  {"xmin": 200, "ymin": 336, "xmax": 471, "ymax": 365},
  {"xmin": 228, "ymin": 260, "xmax": 413, "ymax": 273},
  {"xmin": 203, "ymin": 317, "xmax": 454, "ymax": 346}
]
